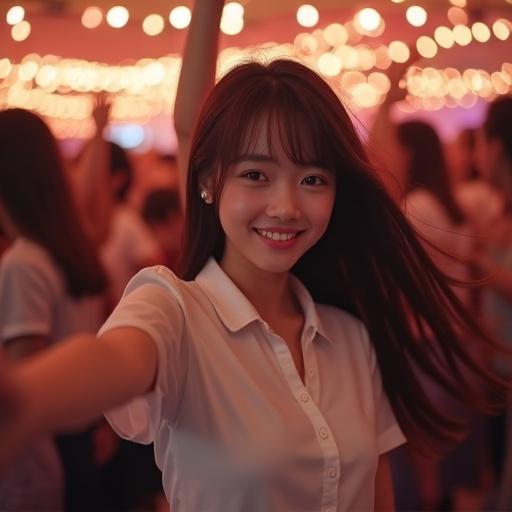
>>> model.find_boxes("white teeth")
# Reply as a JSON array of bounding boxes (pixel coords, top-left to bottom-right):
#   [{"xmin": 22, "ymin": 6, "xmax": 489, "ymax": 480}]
[{"xmin": 257, "ymin": 229, "xmax": 297, "ymax": 241}]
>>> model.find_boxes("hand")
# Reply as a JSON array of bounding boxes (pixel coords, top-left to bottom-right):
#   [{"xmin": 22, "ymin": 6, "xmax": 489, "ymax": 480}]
[
  {"xmin": 92, "ymin": 92, "xmax": 112, "ymax": 135},
  {"xmin": 92, "ymin": 420, "xmax": 120, "ymax": 465}
]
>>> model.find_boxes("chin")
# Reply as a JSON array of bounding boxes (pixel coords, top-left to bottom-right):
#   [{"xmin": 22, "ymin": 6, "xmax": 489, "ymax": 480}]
[{"xmin": 248, "ymin": 254, "xmax": 301, "ymax": 275}]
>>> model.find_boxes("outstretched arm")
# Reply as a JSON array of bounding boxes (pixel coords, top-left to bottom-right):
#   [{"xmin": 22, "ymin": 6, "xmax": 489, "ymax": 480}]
[
  {"xmin": 0, "ymin": 327, "xmax": 157, "ymax": 471},
  {"xmin": 174, "ymin": 0, "xmax": 224, "ymax": 205}
]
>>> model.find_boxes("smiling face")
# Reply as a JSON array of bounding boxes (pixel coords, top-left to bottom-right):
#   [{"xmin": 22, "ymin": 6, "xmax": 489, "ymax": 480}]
[{"xmin": 217, "ymin": 119, "xmax": 336, "ymax": 279}]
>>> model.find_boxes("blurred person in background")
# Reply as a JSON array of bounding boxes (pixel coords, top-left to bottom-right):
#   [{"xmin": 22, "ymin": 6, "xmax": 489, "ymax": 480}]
[
  {"xmin": 0, "ymin": 108, "xmax": 108, "ymax": 511},
  {"xmin": 472, "ymin": 95, "xmax": 512, "ymax": 510},
  {"xmin": 370, "ymin": 74, "xmax": 492, "ymax": 511},
  {"xmin": 142, "ymin": 186, "xmax": 183, "ymax": 272},
  {"xmin": 451, "ymin": 128, "xmax": 505, "ymax": 234},
  {"xmin": 97, "ymin": 141, "xmax": 162, "ymax": 304}
]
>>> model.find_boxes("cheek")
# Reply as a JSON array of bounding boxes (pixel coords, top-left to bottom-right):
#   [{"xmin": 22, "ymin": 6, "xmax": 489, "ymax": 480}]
[
  {"xmin": 309, "ymin": 193, "xmax": 336, "ymax": 234},
  {"xmin": 219, "ymin": 187, "xmax": 260, "ymax": 233}
]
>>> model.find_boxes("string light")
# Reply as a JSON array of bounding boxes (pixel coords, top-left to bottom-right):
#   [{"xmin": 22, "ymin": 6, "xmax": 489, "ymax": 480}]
[
  {"xmin": 81, "ymin": 7, "xmax": 103, "ymax": 29},
  {"xmin": 106, "ymin": 6, "xmax": 129, "ymax": 28},
  {"xmin": 297, "ymin": 5, "xmax": 319, "ymax": 28},
  {"xmin": 2, "ymin": 4, "xmax": 511, "ymax": 135},
  {"xmin": 406, "ymin": 6, "xmax": 428, "ymax": 27},
  {"xmin": 416, "ymin": 36, "xmax": 438, "ymax": 58},
  {"xmin": 388, "ymin": 40, "xmax": 410, "ymax": 62},
  {"xmin": 11, "ymin": 20, "xmax": 31, "ymax": 41},
  {"xmin": 6, "ymin": 5, "xmax": 24, "ymax": 25},
  {"xmin": 453, "ymin": 24, "xmax": 472, "ymax": 45},
  {"xmin": 434, "ymin": 26, "xmax": 455, "ymax": 48},
  {"xmin": 356, "ymin": 8, "xmax": 381, "ymax": 32},
  {"xmin": 169, "ymin": 6, "xmax": 191, "ymax": 29},
  {"xmin": 472, "ymin": 22, "xmax": 491, "ymax": 42},
  {"xmin": 143, "ymin": 14, "xmax": 164, "ymax": 36}
]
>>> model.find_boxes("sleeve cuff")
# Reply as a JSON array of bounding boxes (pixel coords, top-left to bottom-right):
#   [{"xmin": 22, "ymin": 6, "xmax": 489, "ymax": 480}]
[{"xmin": 377, "ymin": 424, "xmax": 407, "ymax": 454}]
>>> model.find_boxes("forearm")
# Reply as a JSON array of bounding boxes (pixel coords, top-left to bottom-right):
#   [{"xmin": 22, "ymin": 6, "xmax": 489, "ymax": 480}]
[
  {"xmin": 72, "ymin": 133, "xmax": 112, "ymax": 246},
  {"xmin": 174, "ymin": 0, "xmax": 224, "ymax": 139},
  {"xmin": 13, "ymin": 331, "xmax": 156, "ymax": 438},
  {"xmin": 174, "ymin": 0, "xmax": 224, "ymax": 201}
]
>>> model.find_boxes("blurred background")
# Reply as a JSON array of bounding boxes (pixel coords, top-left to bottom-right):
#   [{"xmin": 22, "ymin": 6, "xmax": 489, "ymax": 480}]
[
  {"xmin": 1, "ymin": 3, "xmax": 512, "ymax": 511},
  {"xmin": 1, "ymin": 0, "xmax": 510, "ymax": 151}
]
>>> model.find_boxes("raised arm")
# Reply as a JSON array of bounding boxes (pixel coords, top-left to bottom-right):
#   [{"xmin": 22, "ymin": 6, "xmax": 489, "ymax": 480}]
[
  {"xmin": 0, "ymin": 328, "xmax": 157, "ymax": 471},
  {"xmin": 174, "ymin": 0, "xmax": 224, "ymax": 204},
  {"xmin": 71, "ymin": 94, "xmax": 113, "ymax": 246}
]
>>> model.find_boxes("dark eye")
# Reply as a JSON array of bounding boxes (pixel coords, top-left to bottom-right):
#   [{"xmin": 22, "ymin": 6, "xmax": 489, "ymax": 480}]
[
  {"xmin": 242, "ymin": 170, "xmax": 265, "ymax": 181},
  {"xmin": 302, "ymin": 175, "xmax": 326, "ymax": 186}
]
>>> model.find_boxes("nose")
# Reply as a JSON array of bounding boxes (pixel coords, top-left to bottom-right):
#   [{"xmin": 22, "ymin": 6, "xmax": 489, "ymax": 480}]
[{"xmin": 265, "ymin": 184, "xmax": 301, "ymax": 221}]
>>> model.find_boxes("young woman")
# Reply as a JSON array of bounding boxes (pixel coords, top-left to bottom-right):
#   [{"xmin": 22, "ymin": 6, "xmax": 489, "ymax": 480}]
[
  {"xmin": 0, "ymin": 108, "xmax": 108, "ymax": 510},
  {"xmin": 0, "ymin": 58, "xmax": 510, "ymax": 512}
]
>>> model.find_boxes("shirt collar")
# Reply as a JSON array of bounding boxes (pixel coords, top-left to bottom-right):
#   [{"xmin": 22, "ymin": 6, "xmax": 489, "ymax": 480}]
[{"xmin": 195, "ymin": 257, "xmax": 331, "ymax": 343}]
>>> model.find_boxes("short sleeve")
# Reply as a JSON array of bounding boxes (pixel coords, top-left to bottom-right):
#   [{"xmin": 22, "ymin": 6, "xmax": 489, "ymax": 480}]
[
  {"xmin": 0, "ymin": 257, "xmax": 56, "ymax": 342},
  {"xmin": 359, "ymin": 323, "xmax": 407, "ymax": 454},
  {"xmin": 99, "ymin": 266, "xmax": 186, "ymax": 444}
]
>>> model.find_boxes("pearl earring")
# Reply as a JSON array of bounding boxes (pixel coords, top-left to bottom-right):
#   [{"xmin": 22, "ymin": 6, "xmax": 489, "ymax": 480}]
[{"xmin": 200, "ymin": 190, "xmax": 212, "ymax": 204}]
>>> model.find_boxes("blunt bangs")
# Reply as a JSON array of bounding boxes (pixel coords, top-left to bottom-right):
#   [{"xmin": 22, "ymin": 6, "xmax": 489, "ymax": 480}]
[{"xmin": 210, "ymin": 63, "xmax": 358, "ymax": 178}]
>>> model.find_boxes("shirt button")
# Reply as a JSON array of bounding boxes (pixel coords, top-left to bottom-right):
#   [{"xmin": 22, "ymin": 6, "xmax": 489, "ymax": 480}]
[
  {"xmin": 300, "ymin": 392, "xmax": 309, "ymax": 402},
  {"xmin": 328, "ymin": 467, "xmax": 337, "ymax": 478},
  {"xmin": 319, "ymin": 427, "xmax": 329, "ymax": 439}
]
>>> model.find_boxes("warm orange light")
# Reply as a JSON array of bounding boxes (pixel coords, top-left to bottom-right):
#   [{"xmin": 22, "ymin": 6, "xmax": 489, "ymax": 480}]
[
  {"xmin": 356, "ymin": 8, "xmax": 381, "ymax": 32},
  {"xmin": 82, "ymin": 7, "xmax": 103, "ymax": 29},
  {"xmin": 297, "ymin": 4, "xmax": 319, "ymax": 28},
  {"xmin": 406, "ymin": 6, "xmax": 427, "ymax": 27},
  {"xmin": 388, "ymin": 41, "xmax": 410, "ymax": 63},
  {"xmin": 11, "ymin": 20, "xmax": 31, "ymax": 41},
  {"xmin": 416, "ymin": 36, "xmax": 438, "ymax": 58},
  {"xmin": 434, "ymin": 26, "xmax": 454, "ymax": 48}
]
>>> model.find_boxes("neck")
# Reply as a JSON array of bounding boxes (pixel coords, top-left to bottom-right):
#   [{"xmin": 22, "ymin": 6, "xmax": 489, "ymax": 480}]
[{"xmin": 220, "ymin": 255, "xmax": 301, "ymax": 322}]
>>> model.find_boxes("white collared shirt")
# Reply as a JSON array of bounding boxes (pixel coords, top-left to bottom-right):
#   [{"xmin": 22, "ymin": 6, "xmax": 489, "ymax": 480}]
[{"xmin": 100, "ymin": 258, "xmax": 405, "ymax": 512}]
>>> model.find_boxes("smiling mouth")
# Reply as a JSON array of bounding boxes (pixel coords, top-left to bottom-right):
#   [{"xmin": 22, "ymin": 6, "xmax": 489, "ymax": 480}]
[{"xmin": 254, "ymin": 228, "xmax": 302, "ymax": 241}]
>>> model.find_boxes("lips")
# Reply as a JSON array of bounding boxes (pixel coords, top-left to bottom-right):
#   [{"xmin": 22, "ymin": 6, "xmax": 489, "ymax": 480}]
[
  {"xmin": 255, "ymin": 229, "xmax": 300, "ymax": 241},
  {"xmin": 252, "ymin": 228, "xmax": 305, "ymax": 249}
]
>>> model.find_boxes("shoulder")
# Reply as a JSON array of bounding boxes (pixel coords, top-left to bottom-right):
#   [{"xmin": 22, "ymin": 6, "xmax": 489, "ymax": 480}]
[
  {"xmin": 0, "ymin": 239, "xmax": 61, "ymax": 292},
  {"xmin": 119, "ymin": 265, "xmax": 201, "ymax": 314}
]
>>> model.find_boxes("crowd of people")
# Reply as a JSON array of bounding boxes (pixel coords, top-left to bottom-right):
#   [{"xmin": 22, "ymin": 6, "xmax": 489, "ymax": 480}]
[{"xmin": 1, "ymin": 0, "xmax": 512, "ymax": 511}]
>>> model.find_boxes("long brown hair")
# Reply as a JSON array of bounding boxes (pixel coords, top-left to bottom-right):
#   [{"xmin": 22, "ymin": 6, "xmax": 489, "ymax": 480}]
[
  {"xmin": 181, "ymin": 60, "xmax": 509, "ymax": 454},
  {"xmin": 0, "ymin": 108, "xmax": 107, "ymax": 298}
]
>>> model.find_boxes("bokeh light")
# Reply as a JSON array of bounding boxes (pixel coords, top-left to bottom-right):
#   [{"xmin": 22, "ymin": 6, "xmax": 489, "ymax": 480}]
[
  {"xmin": 416, "ymin": 36, "xmax": 438, "ymax": 58},
  {"xmin": 143, "ymin": 14, "xmax": 164, "ymax": 36},
  {"xmin": 434, "ymin": 26, "xmax": 455, "ymax": 48},
  {"xmin": 406, "ymin": 6, "xmax": 427, "ymax": 27},
  {"xmin": 388, "ymin": 40, "xmax": 410, "ymax": 63},
  {"xmin": 106, "ymin": 6, "xmax": 129, "ymax": 28},
  {"xmin": 82, "ymin": 7, "xmax": 103, "ymax": 29},
  {"xmin": 6, "ymin": 5, "xmax": 24, "ymax": 25},
  {"xmin": 297, "ymin": 4, "xmax": 319, "ymax": 28},
  {"xmin": 11, "ymin": 20, "xmax": 31, "ymax": 41},
  {"xmin": 220, "ymin": 16, "xmax": 244, "ymax": 35},
  {"xmin": 471, "ymin": 22, "xmax": 491, "ymax": 43},
  {"xmin": 169, "ymin": 6, "xmax": 191, "ymax": 29},
  {"xmin": 356, "ymin": 8, "xmax": 381, "ymax": 32}
]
